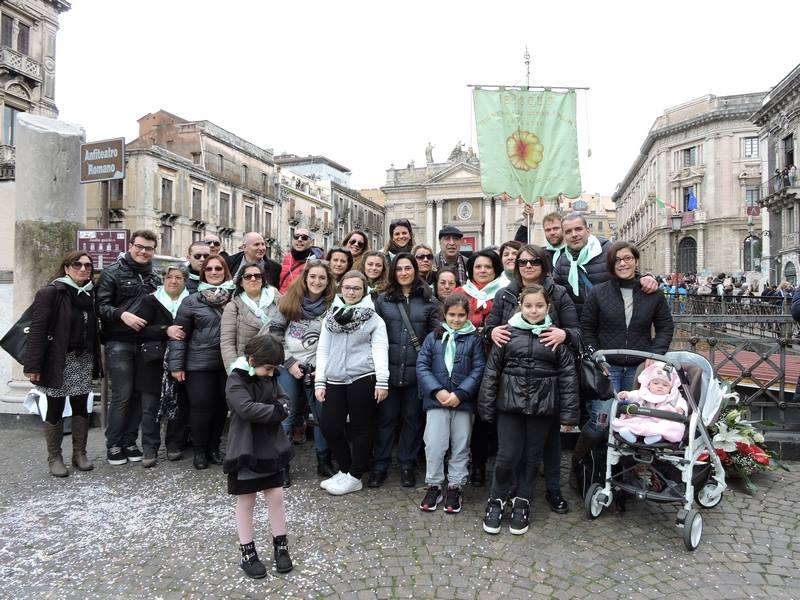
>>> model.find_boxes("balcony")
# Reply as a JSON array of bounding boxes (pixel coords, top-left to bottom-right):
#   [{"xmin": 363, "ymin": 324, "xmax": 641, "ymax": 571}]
[{"xmin": 0, "ymin": 47, "xmax": 42, "ymax": 84}]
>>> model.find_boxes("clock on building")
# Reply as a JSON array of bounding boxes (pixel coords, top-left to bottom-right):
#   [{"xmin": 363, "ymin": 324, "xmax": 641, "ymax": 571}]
[{"xmin": 457, "ymin": 201, "xmax": 472, "ymax": 220}]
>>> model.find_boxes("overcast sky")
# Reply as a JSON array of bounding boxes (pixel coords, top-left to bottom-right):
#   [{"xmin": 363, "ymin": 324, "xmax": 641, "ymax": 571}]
[{"xmin": 56, "ymin": 0, "xmax": 798, "ymax": 195}]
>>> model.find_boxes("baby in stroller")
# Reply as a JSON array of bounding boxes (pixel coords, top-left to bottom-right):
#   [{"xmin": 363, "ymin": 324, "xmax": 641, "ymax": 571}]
[{"xmin": 612, "ymin": 363, "xmax": 688, "ymax": 445}]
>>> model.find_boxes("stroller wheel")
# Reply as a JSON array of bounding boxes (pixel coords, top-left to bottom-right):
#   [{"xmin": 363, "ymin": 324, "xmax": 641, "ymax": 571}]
[
  {"xmin": 695, "ymin": 484, "xmax": 723, "ymax": 509},
  {"xmin": 682, "ymin": 510, "xmax": 703, "ymax": 551},
  {"xmin": 584, "ymin": 483, "xmax": 609, "ymax": 520}
]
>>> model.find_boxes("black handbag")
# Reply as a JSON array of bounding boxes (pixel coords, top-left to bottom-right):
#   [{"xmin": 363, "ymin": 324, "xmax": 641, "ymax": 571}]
[
  {"xmin": 578, "ymin": 343, "xmax": 614, "ymax": 400},
  {"xmin": 0, "ymin": 304, "xmax": 36, "ymax": 365},
  {"xmin": 140, "ymin": 340, "xmax": 166, "ymax": 363}
]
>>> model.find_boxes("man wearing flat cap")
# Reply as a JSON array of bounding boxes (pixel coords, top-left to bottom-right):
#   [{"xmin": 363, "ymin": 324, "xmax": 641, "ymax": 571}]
[{"xmin": 435, "ymin": 225, "xmax": 468, "ymax": 285}]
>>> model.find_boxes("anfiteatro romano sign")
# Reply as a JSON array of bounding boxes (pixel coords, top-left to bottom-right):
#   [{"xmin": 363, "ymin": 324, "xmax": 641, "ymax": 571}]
[{"xmin": 80, "ymin": 138, "xmax": 125, "ymax": 183}]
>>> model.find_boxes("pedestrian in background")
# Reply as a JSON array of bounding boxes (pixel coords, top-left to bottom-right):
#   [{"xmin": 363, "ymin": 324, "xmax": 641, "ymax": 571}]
[
  {"xmin": 359, "ymin": 250, "xmax": 389, "ymax": 298},
  {"xmin": 412, "ymin": 243, "xmax": 437, "ymax": 286},
  {"xmin": 343, "ymin": 230, "xmax": 369, "ymax": 271},
  {"xmin": 383, "ymin": 218, "xmax": 415, "ymax": 262},
  {"xmin": 326, "ymin": 247, "xmax": 353, "ymax": 287}
]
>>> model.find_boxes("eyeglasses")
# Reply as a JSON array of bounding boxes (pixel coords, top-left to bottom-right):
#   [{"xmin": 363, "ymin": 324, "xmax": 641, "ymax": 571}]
[
  {"xmin": 69, "ymin": 261, "xmax": 93, "ymax": 271},
  {"xmin": 293, "ymin": 234, "xmax": 310, "ymax": 241},
  {"xmin": 615, "ymin": 255, "xmax": 636, "ymax": 264},
  {"xmin": 517, "ymin": 257, "xmax": 543, "ymax": 267},
  {"xmin": 242, "ymin": 272, "xmax": 263, "ymax": 281},
  {"xmin": 203, "ymin": 240, "xmax": 221, "ymax": 247},
  {"xmin": 415, "ymin": 253, "xmax": 434, "ymax": 261},
  {"xmin": 192, "ymin": 253, "xmax": 210, "ymax": 260},
  {"xmin": 204, "ymin": 265, "xmax": 225, "ymax": 272},
  {"xmin": 132, "ymin": 243, "xmax": 156, "ymax": 253},
  {"xmin": 347, "ymin": 239, "xmax": 365, "ymax": 248},
  {"xmin": 341, "ymin": 285, "xmax": 364, "ymax": 293}
]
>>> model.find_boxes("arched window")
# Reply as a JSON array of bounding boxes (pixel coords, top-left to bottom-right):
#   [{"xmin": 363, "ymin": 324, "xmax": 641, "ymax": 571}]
[
  {"xmin": 784, "ymin": 262, "xmax": 796, "ymax": 285},
  {"xmin": 677, "ymin": 237, "xmax": 697, "ymax": 274},
  {"xmin": 743, "ymin": 236, "xmax": 762, "ymax": 272}
]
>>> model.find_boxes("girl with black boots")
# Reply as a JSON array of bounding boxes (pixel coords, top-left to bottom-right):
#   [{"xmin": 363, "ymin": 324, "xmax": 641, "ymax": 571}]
[{"xmin": 224, "ymin": 334, "xmax": 295, "ymax": 577}]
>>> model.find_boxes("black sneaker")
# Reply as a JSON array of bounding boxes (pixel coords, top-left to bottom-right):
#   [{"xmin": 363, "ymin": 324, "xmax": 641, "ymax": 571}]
[
  {"xmin": 482, "ymin": 498, "xmax": 505, "ymax": 534},
  {"xmin": 124, "ymin": 445, "xmax": 143, "ymax": 462},
  {"xmin": 509, "ymin": 497, "xmax": 530, "ymax": 535},
  {"xmin": 273, "ymin": 537, "xmax": 293, "ymax": 573},
  {"xmin": 419, "ymin": 485, "xmax": 442, "ymax": 512},
  {"xmin": 444, "ymin": 486, "xmax": 463, "ymax": 513},
  {"xmin": 240, "ymin": 550, "xmax": 267, "ymax": 579},
  {"xmin": 107, "ymin": 446, "xmax": 128, "ymax": 466}
]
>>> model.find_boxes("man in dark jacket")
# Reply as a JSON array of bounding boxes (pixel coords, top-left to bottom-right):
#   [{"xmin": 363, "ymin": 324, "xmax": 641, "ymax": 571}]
[
  {"xmin": 226, "ymin": 232, "xmax": 281, "ymax": 287},
  {"xmin": 434, "ymin": 225, "xmax": 468, "ymax": 285},
  {"xmin": 95, "ymin": 230, "xmax": 161, "ymax": 466},
  {"xmin": 184, "ymin": 241, "xmax": 210, "ymax": 294}
]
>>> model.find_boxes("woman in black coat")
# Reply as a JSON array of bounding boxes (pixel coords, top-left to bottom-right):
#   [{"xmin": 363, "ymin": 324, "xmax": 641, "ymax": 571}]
[
  {"xmin": 168, "ymin": 255, "xmax": 235, "ymax": 470},
  {"xmin": 23, "ymin": 251, "xmax": 101, "ymax": 477},
  {"xmin": 370, "ymin": 253, "xmax": 441, "ymax": 488},
  {"xmin": 134, "ymin": 265, "xmax": 189, "ymax": 466}
]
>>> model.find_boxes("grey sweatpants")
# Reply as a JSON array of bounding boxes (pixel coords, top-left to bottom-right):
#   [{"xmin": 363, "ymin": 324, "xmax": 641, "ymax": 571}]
[{"xmin": 423, "ymin": 408, "xmax": 474, "ymax": 487}]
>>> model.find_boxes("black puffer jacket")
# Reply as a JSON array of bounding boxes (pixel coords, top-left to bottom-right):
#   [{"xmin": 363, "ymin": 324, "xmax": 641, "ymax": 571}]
[
  {"xmin": 552, "ymin": 237, "xmax": 612, "ymax": 318},
  {"xmin": 167, "ymin": 293, "xmax": 229, "ymax": 372},
  {"xmin": 95, "ymin": 254, "xmax": 161, "ymax": 343},
  {"xmin": 374, "ymin": 282, "xmax": 441, "ymax": 387},
  {"xmin": 580, "ymin": 278, "xmax": 674, "ymax": 366},
  {"xmin": 478, "ymin": 327, "xmax": 579, "ymax": 425},
  {"xmin": 483, "ymin": 277, "xmax": 581, "ymax": 349}
]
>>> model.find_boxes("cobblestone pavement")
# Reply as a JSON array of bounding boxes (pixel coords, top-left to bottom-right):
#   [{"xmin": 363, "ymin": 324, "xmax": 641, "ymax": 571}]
[{"xmin": 1, "ymin": 424, "xmax": 798, "ymax": 600}]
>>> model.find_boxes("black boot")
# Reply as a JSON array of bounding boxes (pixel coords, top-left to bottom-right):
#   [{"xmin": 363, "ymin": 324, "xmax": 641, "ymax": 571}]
[
  {"xmin": 569, "ymin": 431, "xmax": 603, "ymax": 490},
  {"xmin": 44, "ymin": 420, "xmax": 68, "ymax": 477},
  {"xmin": 316, "ymin": 452, "xmax": 336, "ymax": 478},
  {"xmin": 239, "ymin": 541, "xmax": 267, "ymax": 579},
  {"xmin": 273, "ymin": 535, "xmax": 293, "ymax": 573},
  {"xmin": 470, "ymin": 462, "xmax": 486, "ymax": 487},
  {"xmin": 282, "ymin": 466, "xmax": 292, "ymax": 488}
]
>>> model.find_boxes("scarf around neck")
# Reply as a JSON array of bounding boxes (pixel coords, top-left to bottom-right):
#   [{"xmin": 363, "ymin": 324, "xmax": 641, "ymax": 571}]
[
  {"xmin": 54, "ymin": 276, "xmax": 94, "ymax": 296},
  {"xmin": 565, "ymin": 235, "xmax": 602, "ymax": 297},
  {"xmin": 230, "ymin": 355, "xmax": 255, "ymax": 376},
  {"xmin": 441, "ymin": 321, "xmax": 476, "ymax": 376},
  {"xmin": 327, "ymin": 294, "xmax": 375, "ymax": 332},
  {"xmin": 198, "ymin": 281, "xmax": 235, "ymax": 306},
  {"xmin": 546, "ymin": 242, "xmax": 566, "ymax": 269},
  {"xmin": 462, "ymin": 278, "xmax": 504, "ymax": 310},
  {"xmin": 240, "ymin": 287, "xmax": 276, "ymax": 325},
  {"xmin": 508, "ymin": 312, "xmax": 552, "ymax": 335},
  {"xmin": 155, "ymin": 286, "xmax": 189, "ymax": 318},
  {"xmin": 124, "ymin": 252, "xmax": 153, "ymax": 274},
  {"xmin": 301, "ymin": 295, "xmax": 327, "ymax": 319}
]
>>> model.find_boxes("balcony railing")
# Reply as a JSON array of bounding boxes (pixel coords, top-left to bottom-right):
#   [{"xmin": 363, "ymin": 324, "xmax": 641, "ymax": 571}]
[{"xmin": 0, "ymin": 47, "xmax": 42, "ymax": 83}]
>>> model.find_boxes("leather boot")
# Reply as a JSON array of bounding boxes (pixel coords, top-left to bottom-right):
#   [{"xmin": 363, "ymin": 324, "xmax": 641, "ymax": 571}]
[
  {"xmin": 316, "ymin": 452, "xmax": 336, "ymax": 478},
  {"xmin": 569, "ymin": 431, "xmax": 603, "ymax": 490},
  {"xmin": 282, "ymin": 466, "xmax": 292, "ymax": 488},
  {"xmin": 71, "ymin": 415, "xmax": 94, "ymax": 471},
  {"xmin": 44, "ymin": 420, "xmax": 68, "ymax": 477}
]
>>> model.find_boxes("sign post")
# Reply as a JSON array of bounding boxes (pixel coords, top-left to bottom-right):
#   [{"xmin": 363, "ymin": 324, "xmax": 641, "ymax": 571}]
[{"xmin": 80, "ymin": 137, "xmax": 125, "ymax": 229}]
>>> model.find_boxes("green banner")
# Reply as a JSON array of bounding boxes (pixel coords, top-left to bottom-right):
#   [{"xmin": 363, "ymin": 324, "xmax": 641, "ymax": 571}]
[{"xmin": 473, "ymin": 88, "xmax": 581, "ymax": 204}]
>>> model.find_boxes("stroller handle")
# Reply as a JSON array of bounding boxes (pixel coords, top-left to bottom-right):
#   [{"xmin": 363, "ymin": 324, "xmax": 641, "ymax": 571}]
[
  {"xmin": 590, "ymin": 349, "xmax": 682, "ymax": 371},
  {"xmin": 617, "ymin": 403, "xmax": 689, "ymax": 424}
]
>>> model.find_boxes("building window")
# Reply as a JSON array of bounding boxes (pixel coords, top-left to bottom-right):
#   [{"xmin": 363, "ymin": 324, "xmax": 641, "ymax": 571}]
[
  {"xmin": 219, "ymin": 192, "xmax": 230, "ymax": 228},
  {"xmin": 17, "ymin": 22, "xmax": 28, "ymax": 55},
  {"xmin": 1, "ymin": 15, "xmax": 12, "ymax": 48},
  {"xmin": 743, "ymin": 137, "xmax": 759, "ymax": 158},
  {"xmin": 682, "ymin": 185, "xmax": 696, "ymax": 212},
  {"xmin": 161, "ymin": 223, "xmax": 172, "ymax": 257},
  {"xmin": 192, "ymin": 188, "xmax": 203, "ymax": 221},
  {"xmin": 244, "ymin": 204, "xmax": 253, "ymax": 233},
  {"xmin": 191, "ymin": 152, "xmax": 201, "ymax": 165},
  {"xmin": 682, "ymin": 146, "xmax": 697, "ymax": 167},
  {"xmin": 785, "ymin": 134, "xmax": 795, "ymax": 169},
  {"xmin": 217, "ymin": 154, "xmax": 224, "ymax": 173},
  {"xmin": 2, "ymin": 105, "xmax": 21, "ymax": 145},
  {"xmin": 241, "ymin": 164, "xmax": 248, "ymax": 185},
  {"xmin": 262, "ymin": 173, "xmax": 268, "ymax": 194},
  {"xmin": 161, "ymin": 178, "xmax": 173, "ymax": 213},
  {"xmin": 785, "ymin": 262, "xmax": 797, "ymax": 286},
  {"xmin": 264, "ymin": 211, "xmax": 272, "ymax": 238},
  {"xmin": 745, "ymin": 187, "xmax": 760, "ymax": 209},
  {"xmin": 786, "ymin": 206, "xmax": 795, "ymax": 235},
  {"xmin": 110, "ymin": 179, "xmax": 124, "ymax": 209}
]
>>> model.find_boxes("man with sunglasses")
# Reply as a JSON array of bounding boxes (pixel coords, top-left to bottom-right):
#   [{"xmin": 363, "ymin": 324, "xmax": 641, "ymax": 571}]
[
  {"xmin": 95, "ymin": 230, "xmax": 162, "ymax": 466},
  {"xmin": 226, "ymin": 232, "xmax": 281, "ymax": 288},
  {"xmin": 202, "ymin": 233, "xmax": 227, "ymax": 259},
  {"xmin": 435, "ymin": 225, "xmax": 468, "ymax": 286},
  {"xmin": 184, "ymin": 241, "xmax": 211, "ymax": 293},
  {"xmin": 279, "ymin": 227, "xmax": 323, "ymax": 293}
]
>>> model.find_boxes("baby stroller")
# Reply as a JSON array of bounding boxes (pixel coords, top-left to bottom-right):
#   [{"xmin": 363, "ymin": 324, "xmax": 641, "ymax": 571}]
[{"xmin": 583, "ymin": 349, "xmax": 727, "ymax": 551}]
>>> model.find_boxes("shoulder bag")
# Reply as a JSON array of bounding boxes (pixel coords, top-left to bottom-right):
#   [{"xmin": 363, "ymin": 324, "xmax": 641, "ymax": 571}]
[{"xmin": 396, "ymin": 302, "xmax": 420, "ymax": 352}]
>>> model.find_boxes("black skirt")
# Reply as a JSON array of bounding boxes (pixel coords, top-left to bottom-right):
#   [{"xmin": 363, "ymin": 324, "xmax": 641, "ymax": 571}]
[{"xmin": 227, "ymin": 470, "xmax": 283, "ymax": 495}]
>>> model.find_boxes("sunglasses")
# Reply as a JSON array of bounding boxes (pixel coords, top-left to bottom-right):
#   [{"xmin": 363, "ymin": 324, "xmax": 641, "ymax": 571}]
[
  {"xmin": 517, "ymin": 257, "xmax": 543, "ymax": 267},
  {"xmin": 203, "ymin": 240, "xmax": 221, "ymax": 247},
  {"xmin": 69, "ymin": 261, "xmax": 93, "ymax": 271},
  {"xmin": 242, "ymin": 272, "xmax": 263, "ymax": 281},
  {"xmin": 204, "ymin": 265, "xmax": 225, "ymax": 272},
  {"xmin": 415, "ymin": 253, "xmax": 434, "ymax": 261},
  {"xmin": 347, "ymin": 239, "xmax": 365, "ymax": 248},
  {"xmin": 293, "ymin": 234, "xmax": 310, "ymax": 241},
  {"xmin": 192, "ymin": 253, "xmax": 210, "ymax": 260},
  {"xmin": 132, "ymin": 243, "xmax": 156, "ymax": 253}
]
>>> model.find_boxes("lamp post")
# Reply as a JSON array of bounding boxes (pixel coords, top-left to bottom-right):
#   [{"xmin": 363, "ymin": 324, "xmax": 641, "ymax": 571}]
[{"xmin": 670, "ymin": 213, "xmax": 683, "ymax": 281}]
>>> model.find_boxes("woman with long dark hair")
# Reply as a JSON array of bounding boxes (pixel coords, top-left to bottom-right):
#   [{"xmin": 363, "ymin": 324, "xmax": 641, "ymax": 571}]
[
  {"xmin": 342, "ymin": 230, "xmax": 369, "ymax": 271},
  {"xmin": 326, "ymin": 247, "xmax": 353, "ymax": 286},
  {"xmin": 382, "ymin": 218, "xmax": 415, "ymax": 262},
  {"xmin": 24, "ymin": 251, "xmax": 101, "ymax": 477}
]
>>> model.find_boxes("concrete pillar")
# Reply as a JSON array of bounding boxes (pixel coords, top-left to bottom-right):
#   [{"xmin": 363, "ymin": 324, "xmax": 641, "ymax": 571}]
[
  {"xmin": 483, "ymin": 198, "xmax": 493, "ymax": 246},
  {"xmin": 1, "ymin": 114, "xmax": 85, "ymax": 407},
  {"xmin": 426, "ymin": 200, "xmax": 434, "ymax": 246},
  {"xmin": 494, "ymin": 197, "xmax": 503, "ymax": 244},
  {"xmin": 435, "ymin": 200, "xmax": 443, "ymax": 235},
  {"xmin": 697, "ymin": 226, "xmax": 705, "ymax": 273}
]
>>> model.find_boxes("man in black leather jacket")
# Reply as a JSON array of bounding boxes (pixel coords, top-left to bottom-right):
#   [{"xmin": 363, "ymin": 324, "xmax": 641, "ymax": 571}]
[{"xmin": 95, "ymin": 230, "xmax": 161, "ymax": 466}]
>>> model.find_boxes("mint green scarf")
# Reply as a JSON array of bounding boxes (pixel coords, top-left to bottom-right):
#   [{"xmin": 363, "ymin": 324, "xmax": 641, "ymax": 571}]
[
  {"xmin": 461, "ymin": 277, "xmax": 505, "ymax": 310},
  {"xmin": 154, "ymin": 285, "xmax": 189, "ymax": 318},
  {"xmin": 546, "ymin": 242, "xmax": 566, "ymax": 270},
  {"xmin": 53, "ymin": 276, "xmax": 93, "ymax": 296},
  {"xmin": 508, "ymin": 312, "xmax": 552, "ymax": 335},
  {"xmin": 441, "ymin": 321, "xmax": 476, "ymax": 376},
  {"xmin": 564, "ymin": 235, "xmax": 602, "ymax": 296},
  {"xmin": 198, "ymin": 281, "xmax": 236, "ymax": 292},
  {"xmin": 230, "ymin": 355, "xmax": 255, "ymax": 376},
  {"xmin": 240, "ymin": 287, "xmax": 276, "ymax": 325}
]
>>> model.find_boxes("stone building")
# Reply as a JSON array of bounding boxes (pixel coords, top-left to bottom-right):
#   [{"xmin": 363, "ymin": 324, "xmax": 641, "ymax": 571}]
[
  {"xmin": 85, "ymin": 110, "xmax": 282, "ymax": 259},
  {"xmin": 276, "ymin": 168, "xmax": 333, "ymax": 254},
  {"xmin": 566, "ymin": 193, "xmax": 616, "ymax": 240},
  {"xmin": 751, "ymin": 63, "xmax": 800, "ymax": 285},
  {"xmin": 613, "ymin": 93, "xmax": 765, "ymax": 278}
]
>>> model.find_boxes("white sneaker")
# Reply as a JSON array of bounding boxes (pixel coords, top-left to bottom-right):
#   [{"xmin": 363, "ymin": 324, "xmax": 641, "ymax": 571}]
[
  {"xmin": 327, "ymin": 473, "xmax": 363, "ymax": 496},
  {"xmin": 320, "ymin": 471, "xmax": 345, "ymax": 491}
]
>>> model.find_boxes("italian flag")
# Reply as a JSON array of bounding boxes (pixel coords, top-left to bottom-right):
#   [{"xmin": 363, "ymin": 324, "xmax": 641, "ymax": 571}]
[{"xmin": 655, "ymin": 197, "xmax": 679, "ymax": 211}]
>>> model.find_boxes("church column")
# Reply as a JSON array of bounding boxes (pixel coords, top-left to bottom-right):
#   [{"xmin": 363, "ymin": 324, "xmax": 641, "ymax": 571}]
[
  {"xmin": 494, "ymin": 196, "xmax": 503, "ymax": 244},
  {"xmin": 435, "ymin": 199, "xmax": 443, "ymax": 234},
  {"xmin": 426, "ymin": 199, "xmax": 434, "ymax": 245},
  {"xmin": 696, "ymin": 226, "xmax": 705, "ymax": 273},
  {"xmin": 483, "ymin": 197, "xmax": 493, "ymax": 246}
]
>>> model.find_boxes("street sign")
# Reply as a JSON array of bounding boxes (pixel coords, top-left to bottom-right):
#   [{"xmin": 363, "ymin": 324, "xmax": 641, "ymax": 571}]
[
  {"xmin": 77, "ymin": 229, "xmax": 128, "ymax": 270},
  {"xmin": 747, "ymin": 206, "xmax": 761, "ymax": 216},
  {"xmin": 80, "ymin": 138, "xmax": 125, "ymax": 183}
]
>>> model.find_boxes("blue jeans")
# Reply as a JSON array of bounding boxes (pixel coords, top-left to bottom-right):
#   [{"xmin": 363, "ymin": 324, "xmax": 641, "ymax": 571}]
[
  {"xmin": 104, "ymin": 341, "xmax": 142, "ymax": 449},
  {"xmin": 583, "ymin": 364, "xmax": 637, "ymax": 437},
  {"xmin": 373, "ymin": 384, "xmax": 423, "ymax": 472},
  {"xmin": 277, "ymin": 366, "xmax": 328, "ymax": 455}
]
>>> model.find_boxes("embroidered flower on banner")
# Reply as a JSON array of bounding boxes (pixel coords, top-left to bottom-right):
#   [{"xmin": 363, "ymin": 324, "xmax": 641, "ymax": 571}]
[{"xmin": 506, "ymin": 130, "xmax": 544, "ymax": 171}]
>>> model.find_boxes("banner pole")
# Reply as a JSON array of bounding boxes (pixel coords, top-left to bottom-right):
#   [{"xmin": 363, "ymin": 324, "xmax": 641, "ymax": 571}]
[{"xmin": 527, "ymin": 212, "xmax": 531, "ymax": 244}]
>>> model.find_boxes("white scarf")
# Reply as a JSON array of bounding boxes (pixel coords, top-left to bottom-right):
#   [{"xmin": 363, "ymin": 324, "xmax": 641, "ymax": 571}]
[
  {"xmin": 461, "ymin": 277, "xmax": 505, "ymax": 310},
  {"xmin": 564, "ymin": 235, "xmax": 603, "ymax": 297},
  {"xmin": 154, "ymin": 286, "xmax": 189, "ymax": 318},
  {"xmin": 240, "ymin": 287, "xmax": 276, "ymax": 326}
]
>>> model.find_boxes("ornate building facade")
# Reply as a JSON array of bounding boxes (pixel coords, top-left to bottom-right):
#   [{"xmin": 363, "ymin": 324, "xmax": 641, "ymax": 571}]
[{"xmin": 613, "ymin": 93, "xmax": 765, "ymax": 278}]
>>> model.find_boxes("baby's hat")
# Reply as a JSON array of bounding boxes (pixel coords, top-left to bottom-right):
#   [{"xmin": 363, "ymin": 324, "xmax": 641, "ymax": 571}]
[{"xmin": 638, "ymin": 362, "xmax": 680, "ymax": 390}]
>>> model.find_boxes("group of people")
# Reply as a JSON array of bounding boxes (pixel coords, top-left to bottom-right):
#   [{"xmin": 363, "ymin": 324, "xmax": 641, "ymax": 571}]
[{"xmin": 21, "ymin": 207, "xmax": 676, "ymax": 577}]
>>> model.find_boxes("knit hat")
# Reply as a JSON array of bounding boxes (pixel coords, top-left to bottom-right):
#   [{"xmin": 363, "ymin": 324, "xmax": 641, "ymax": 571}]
[
  {"xmin": 438, "ymin": 225, "xmax": 464, "ymax": 239},
  {"xmin": 637, "ymin": 363, "xmax": 679, "ymax": 390}
]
